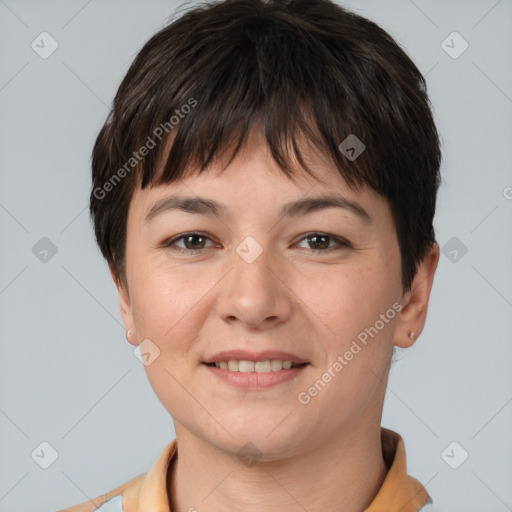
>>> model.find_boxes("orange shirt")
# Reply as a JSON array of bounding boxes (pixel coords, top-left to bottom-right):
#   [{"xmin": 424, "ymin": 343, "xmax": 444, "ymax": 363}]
[{"xmin": 58, "ymin": 427, "xmax": 432, "ymax": 512}]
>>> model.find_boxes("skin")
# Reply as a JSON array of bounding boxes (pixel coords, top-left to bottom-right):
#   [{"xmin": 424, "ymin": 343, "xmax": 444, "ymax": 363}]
[{"xmin": 112, "ymin": 127, "xmax": 439, "ymax": 512}]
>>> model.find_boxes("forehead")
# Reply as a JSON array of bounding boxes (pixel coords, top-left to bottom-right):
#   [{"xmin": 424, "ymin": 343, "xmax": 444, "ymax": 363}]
[{"xmin": 128, "ymin": 128, "xmax": 390, "ymax": 228}]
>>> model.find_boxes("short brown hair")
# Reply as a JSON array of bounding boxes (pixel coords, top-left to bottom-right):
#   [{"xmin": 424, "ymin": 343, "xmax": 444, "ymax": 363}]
[{"xmin": 90, "ymin": 0, "xmax": 442, "ymax": 293}]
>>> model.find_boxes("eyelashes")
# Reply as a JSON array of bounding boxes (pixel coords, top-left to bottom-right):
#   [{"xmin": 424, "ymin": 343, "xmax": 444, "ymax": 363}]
[{"xmin": 161, "ymin": 231, "xmax": 352, "ymax": 254}]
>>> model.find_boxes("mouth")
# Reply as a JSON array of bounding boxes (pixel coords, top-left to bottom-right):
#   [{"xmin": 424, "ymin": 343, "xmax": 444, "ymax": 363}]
[
  {"xmin": 201, "ymin": 360, "xmax": 310, "ymax": 389},
  {"xmin": 202, "ymin": 361, "xmax": 309, "ymax": 371}
]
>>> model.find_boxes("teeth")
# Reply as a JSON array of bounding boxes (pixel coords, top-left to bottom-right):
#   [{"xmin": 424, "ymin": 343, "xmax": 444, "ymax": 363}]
[
  {"xmin": 212, "ymin": 359, "xmax": 299, "ymax": 372},
  {"xmin": 238, "ymin": 360, "xmax": 254, "ymax": 372},
  {"xmin": 271, "ymin": 359, "xmax": 285, "ymax": 371},
  {"xmin": 255, "ymin": 360, "xmax": 271, "ymax": 372}
]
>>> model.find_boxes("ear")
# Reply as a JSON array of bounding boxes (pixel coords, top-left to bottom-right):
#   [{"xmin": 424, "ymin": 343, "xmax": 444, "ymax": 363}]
[
  {"xmin": 109, "ymin": 264, "xmax": 138, "ymax": 346},
  {"xmin": 394, "ymin": 242, "xmax": 440, "ymax": 348}
]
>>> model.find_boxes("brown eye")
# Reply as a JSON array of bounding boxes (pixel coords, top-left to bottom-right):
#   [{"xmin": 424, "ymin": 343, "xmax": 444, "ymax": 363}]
[
  {"xmin": 307, "ymin": 234, "xmax": 330, "ymax": 250},
  {"xmin": 297, "ymin": 233, "xmax": 352, "ymax": 253},
  {"xmin": 163, "ymin": 232, "xmax": 215, "ymax": 252},
  {"xmin": 182, "ymin": 234, "xmax": 207, "ymax": 250}
]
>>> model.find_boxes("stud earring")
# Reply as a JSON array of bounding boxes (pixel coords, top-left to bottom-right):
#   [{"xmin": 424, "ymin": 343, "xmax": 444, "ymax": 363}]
[
  {"xmin": 127, "ymin": 329, "xmax": 134, "ymax": 341},
  {"xmin": 408, "ymin": 331, "xmax": 415, "ymax": 341}
]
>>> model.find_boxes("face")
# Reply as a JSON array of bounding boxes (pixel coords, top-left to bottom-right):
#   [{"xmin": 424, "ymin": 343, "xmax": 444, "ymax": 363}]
[{"xmin": 115, "ymin": 128, "xmax": 435, "ymax": 458}]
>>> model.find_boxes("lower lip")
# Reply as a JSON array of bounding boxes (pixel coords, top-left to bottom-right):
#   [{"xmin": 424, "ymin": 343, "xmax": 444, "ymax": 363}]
[{"xmin": 202, "ymin": 363, "xmax": 309, "ymax": 389}]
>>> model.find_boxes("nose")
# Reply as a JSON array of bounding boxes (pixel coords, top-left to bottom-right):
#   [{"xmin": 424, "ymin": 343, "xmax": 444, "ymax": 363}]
[{"xmin": 215, "ymin": 243, "xmax": 293, "ymax": 329}]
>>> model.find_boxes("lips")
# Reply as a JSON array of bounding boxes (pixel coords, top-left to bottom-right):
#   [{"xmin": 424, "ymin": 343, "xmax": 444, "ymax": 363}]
[
  {"xmin": 203, "ymin": 360, "xmax": 309, "ymax": 389},
  {"xmin": 202, "ymin": 349, "xmax": 309, "ymax": 365}
]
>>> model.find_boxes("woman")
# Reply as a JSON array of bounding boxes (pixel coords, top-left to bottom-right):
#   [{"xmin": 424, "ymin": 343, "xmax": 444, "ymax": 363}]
[{"xmin": 60, "ymin": 0, "xmax": 441, "ymax": 509}]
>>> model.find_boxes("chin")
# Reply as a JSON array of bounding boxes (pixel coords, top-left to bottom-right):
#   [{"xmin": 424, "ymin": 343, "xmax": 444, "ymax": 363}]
[{"xmin": 211, "ymin": 426, "xmax": 305, "ymax": 461}]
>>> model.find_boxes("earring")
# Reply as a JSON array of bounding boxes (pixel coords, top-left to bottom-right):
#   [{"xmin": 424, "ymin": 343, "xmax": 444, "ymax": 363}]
[
  {"xmin": 127, "ymin": 329, "xmax": 134, "ymax": 341},
  {"xmin": 408, "ymin": 331, "xmax": 415, "ymax": 341}
]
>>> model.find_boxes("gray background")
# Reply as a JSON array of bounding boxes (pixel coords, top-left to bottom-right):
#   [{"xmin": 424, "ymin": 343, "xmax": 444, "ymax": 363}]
[{"xmin": 1, "ymin": 0, "xmax": 511, "ymax": 511}]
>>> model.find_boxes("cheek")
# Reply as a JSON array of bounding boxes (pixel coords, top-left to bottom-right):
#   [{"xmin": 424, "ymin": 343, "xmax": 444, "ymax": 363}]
[
  {"xmin": 300, "ymin": 260, "xmax": 394, "ymax": 341},
  {"xmin": 301, "ymin": 259, "xmax": 398, "ymax": 410},
  {"xmin": 131, "ymin": 268, "xmax": 204, "ymax": 341},
  {"xmin": 299, "ymin": 263, "xmax": 396, "ymax": 417},
  {"xmin": 128, "ymin": 256, "xmax": 221, "ymax": 369},
  {"xmin": 129, "ymin": 246, "xmax": 188, "ymax": 317},
  {"xmin": 128, "ymin": 265, "xmax": 214, "ymax": 410}
]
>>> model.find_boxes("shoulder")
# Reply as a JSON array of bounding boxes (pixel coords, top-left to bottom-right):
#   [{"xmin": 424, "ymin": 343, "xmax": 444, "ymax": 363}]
[{"xmin": 56, "ymin": 472, "xmax": 146, "ymax": 512}]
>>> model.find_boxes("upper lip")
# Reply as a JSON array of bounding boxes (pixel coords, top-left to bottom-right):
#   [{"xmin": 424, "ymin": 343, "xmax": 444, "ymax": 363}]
[{"xmin": 203, "ymin": 350, "xmax": 309, "ymax": 365}]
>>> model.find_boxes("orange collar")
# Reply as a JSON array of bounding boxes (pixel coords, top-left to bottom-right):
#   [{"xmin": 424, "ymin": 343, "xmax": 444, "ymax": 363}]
[
  {"xmin": 363, "ymin": 428, "xmax": 432, "ymax": 511},
  {"xmin": 60, "ymin": 427, "xmax": 431, "ymax": 512}
]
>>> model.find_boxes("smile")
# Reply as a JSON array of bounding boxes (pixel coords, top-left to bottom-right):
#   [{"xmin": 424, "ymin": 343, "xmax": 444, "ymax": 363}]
[
  {"xmin": 205, "ymin": 359, "xmax": 306, "ymax": 372},
  {"xmin": 203, "ymin": 361, "xmax": 310, "ymax": 389}
]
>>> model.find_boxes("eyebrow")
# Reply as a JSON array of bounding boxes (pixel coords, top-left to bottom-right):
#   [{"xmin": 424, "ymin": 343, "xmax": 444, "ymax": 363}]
[{"xmin": 144, "ymin": 194, "xmax": 373, "ymax": 225}]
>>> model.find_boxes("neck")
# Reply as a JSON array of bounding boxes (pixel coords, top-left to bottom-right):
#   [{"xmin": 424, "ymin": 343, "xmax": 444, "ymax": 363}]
[{"xmin": 167, "ymin": 422, "xmax": 388, "ymax": 512}]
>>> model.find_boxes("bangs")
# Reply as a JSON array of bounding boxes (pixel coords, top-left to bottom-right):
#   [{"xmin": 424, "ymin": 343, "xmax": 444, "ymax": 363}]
[{"xmin": 112, "ymin": 7, "xmax": 378, "ymax": 192}]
